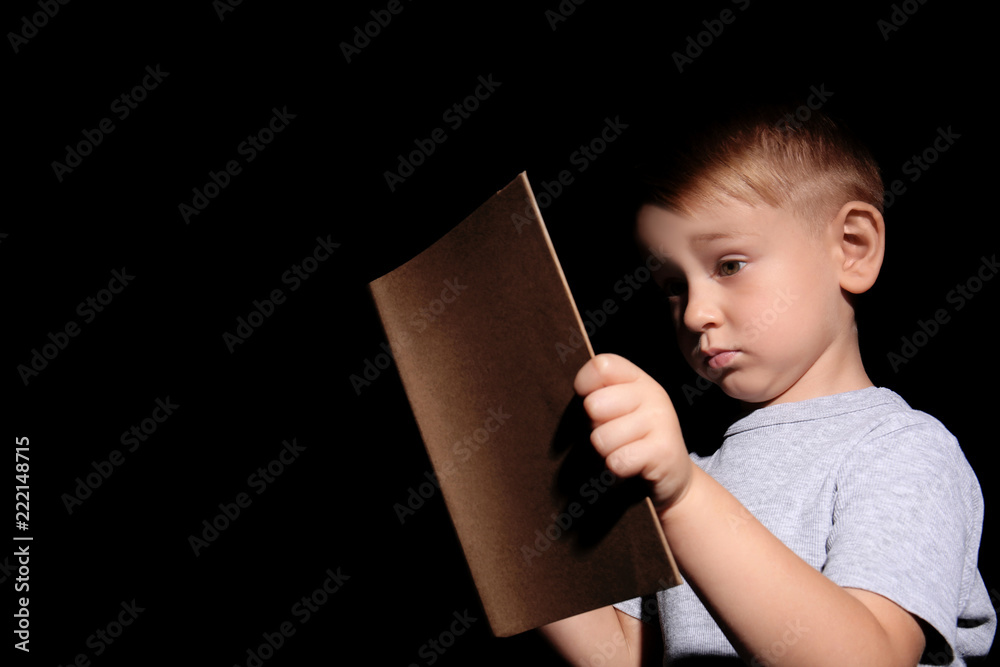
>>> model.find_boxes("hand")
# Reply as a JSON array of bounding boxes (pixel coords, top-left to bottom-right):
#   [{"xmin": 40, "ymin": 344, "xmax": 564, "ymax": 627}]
[{"xmin": 574, "ymin": 353, "xmax": 692, "ymax": 517}]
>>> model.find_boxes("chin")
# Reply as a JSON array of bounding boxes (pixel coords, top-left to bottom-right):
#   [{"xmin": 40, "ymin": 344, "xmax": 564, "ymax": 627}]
[{"xmin": 715, "ymin": 377, "xmax": 785, "ymax": 407}]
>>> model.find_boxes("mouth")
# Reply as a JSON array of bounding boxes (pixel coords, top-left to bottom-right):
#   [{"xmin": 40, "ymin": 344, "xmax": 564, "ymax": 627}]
[{"xmin": 701, "ymin": 348, "xmax": 740, "ymax": 370}]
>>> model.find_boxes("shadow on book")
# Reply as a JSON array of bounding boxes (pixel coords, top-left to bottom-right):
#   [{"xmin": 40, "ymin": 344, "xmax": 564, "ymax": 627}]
[{"xmin": 551, "ymin": 395, "xmax": 652, "ymax": 551}]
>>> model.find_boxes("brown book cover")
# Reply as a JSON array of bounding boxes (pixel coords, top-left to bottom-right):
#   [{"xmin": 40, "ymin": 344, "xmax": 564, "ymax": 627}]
[{"xmin": 369, "ymin": 172, "xmax": 680, "ymax": 637}]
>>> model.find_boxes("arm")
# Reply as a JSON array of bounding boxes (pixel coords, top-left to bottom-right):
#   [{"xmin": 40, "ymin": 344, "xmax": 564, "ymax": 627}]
[
  {"xmin": 539, "ymin": 605, "xmax": 662, "ymax": 667},
  {"xmin": 572, "ymin": 353, "xmax": 925, "ymax": 667},
  {"xmin": 660, "ymin": 466, "xmax": 924, "ymax": 666}
]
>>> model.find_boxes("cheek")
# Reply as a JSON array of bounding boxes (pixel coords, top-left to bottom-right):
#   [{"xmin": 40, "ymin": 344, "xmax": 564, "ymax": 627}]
[
  {"xmin": 669, "ymin": 300, "xmax": 684, "ymax": 328},
  {"xmin": 732, "ymin": 272, "xmax": 805, "ymax": 343},
  {"xmin": 670, "ymin": 305, "xmax": 699, "ymax": 353}
]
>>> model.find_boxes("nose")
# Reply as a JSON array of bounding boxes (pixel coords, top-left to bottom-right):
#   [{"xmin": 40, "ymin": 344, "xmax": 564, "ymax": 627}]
[{"xmin": 681, "ymin": 280, "xmax": 723, "ymax": 333}]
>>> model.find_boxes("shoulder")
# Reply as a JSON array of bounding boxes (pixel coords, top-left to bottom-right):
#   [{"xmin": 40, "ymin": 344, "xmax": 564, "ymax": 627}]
[
  {"xmin": 829, "ymin": 388, "xmax": 985, "ymax": 571},
  {"xmin": 839, "ymin": 388, "xmax": 972, "ymax": 481},
  {"xmin": 821, "ymin": 389, "xmax": 993, "ymax": 662}
]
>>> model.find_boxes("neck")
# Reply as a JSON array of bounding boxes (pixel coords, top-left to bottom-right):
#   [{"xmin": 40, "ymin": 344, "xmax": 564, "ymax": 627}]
[{"xmin": 743, "ymin": 322, "xmax": 873, "ymax": 412}]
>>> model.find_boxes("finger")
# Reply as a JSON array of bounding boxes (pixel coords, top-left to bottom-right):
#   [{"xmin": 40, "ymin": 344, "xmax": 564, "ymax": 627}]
[
  {"xmin": 604, "ymin": 437, "xmax": 662, "ymax": 480},
  {"xmin": 574, "ymin": 353, "xmax": 641, "ymax": 396},
  {"xmin": 582, "ymin": 383, "xmax": 643, "ymax": 424},
  {"xmin": 590, "ymin": 412, "xmax": 653, "ymax": 458}
]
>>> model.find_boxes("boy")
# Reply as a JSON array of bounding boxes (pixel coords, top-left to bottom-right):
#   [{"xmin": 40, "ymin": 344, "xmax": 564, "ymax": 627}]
[{"xmin": 539, "ymin": 108, "xmax": 995, "ymax": 665}]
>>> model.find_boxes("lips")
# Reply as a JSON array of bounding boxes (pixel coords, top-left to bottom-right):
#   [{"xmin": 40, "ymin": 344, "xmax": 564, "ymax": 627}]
[{"xmin": 701, "ymin": 348, "xmax": 740, "ymax": 370}]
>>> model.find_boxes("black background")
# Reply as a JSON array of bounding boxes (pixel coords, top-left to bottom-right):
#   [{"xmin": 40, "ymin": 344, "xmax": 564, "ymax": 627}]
[{"xmin": 6, "ymin": 1, "xmax": 995, "ymax": 665}]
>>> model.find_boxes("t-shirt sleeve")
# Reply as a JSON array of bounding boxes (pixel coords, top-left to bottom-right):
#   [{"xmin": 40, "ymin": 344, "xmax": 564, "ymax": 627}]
[
  {"xmin": 614, "ymin": 595, "xmax": 658, "ymax": 624},
  {"xmin": 822, "ymin": 415, "xmax": 992, "ymax": 664},
  {"xmin": 613, "ymin": 597, "xmax": 642, "ymax": 619}
]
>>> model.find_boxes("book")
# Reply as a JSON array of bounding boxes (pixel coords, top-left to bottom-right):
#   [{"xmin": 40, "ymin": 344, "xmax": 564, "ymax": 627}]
[{"xmin": 369, "ymin": 172, "xmax": 680, "ymax": 637}]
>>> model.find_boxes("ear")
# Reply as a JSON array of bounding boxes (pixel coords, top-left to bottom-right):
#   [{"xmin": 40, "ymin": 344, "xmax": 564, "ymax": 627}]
[{"xmin": 833, "ymin": 201, "xmax": 885, "ymax": 294}]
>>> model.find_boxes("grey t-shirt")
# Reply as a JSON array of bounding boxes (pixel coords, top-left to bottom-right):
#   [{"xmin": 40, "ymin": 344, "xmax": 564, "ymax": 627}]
[{"xmin": 615, "ymin": 387, "xmax": 995, "ymax": 665}]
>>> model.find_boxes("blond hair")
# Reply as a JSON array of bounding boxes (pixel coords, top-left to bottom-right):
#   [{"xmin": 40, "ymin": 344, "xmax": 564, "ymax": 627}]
[{"xmin": 637, "ymin": 106, "xmax": 884, "ymax": 228}]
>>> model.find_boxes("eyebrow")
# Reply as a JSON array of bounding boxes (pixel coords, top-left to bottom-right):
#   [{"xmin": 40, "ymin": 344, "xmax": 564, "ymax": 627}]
[{"xmin": 691, "ymin": 231, "xmax": 757, "ymax": 245}]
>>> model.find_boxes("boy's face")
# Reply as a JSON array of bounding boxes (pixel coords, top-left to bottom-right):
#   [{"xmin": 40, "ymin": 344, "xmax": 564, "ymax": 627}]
[{"xmin": 637, "ymin": 199, "xmax": 859, "ymax": 408}]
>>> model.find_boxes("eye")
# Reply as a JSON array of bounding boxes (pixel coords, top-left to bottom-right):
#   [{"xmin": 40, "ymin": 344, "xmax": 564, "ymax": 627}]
[
  {"xmin": 662, "ymin": 279, "xmax": 687, "ymax": 298},
  {"xmin": 719, "ymin": 260, "xmax": 746, "ymax": 277}
]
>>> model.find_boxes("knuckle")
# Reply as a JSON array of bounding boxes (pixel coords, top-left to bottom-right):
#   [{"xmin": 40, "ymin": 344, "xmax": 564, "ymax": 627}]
[
  {"xmin": 608, "ymin": 446, "xmax": 637, "ymax": 475},
  {"xmin": 606, "ymin": 451, "xmax": 627, "ymax": 476}
]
